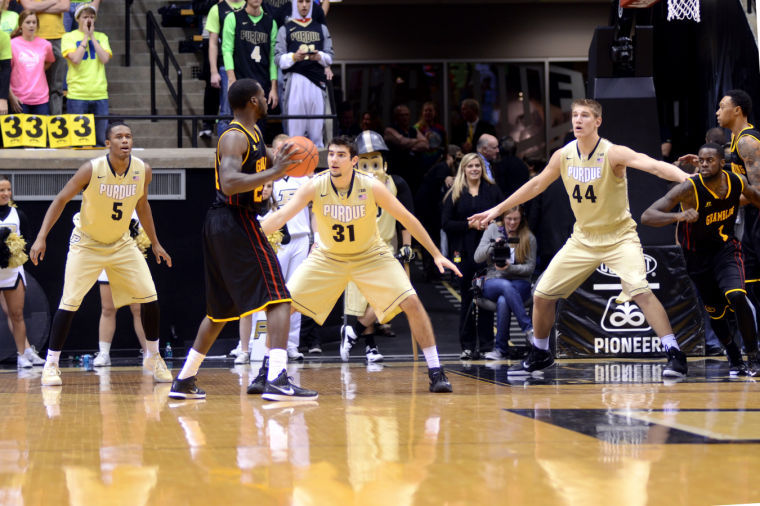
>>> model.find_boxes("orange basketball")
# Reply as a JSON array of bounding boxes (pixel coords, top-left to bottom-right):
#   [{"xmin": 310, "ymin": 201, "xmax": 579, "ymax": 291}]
[{"xmin": 285, "ymin": 136, "xmax": 318, "ymax": 177}]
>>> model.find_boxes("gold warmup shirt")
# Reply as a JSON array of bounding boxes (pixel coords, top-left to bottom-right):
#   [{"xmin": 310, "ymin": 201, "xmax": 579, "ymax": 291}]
[
  {"xmin": 79, "ymin": 155, "xmax": 145, "ymax": 244},
  {"xmin": 312, "ymin": 170, "xmax": 384, "ymax": 255},
  {"xmin": 560, "ymin": 138, "xmax": 635, "ymax": 234}
]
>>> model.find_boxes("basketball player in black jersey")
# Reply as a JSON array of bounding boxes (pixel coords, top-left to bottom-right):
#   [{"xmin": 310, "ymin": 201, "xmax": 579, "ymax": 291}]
[
  {"xmin": 169, "ymin": 78, "xmax": 317, "ymax": 401},
  {"xmin": 643, "ymin": 143, "xmax": 760, "ymax": 375}
]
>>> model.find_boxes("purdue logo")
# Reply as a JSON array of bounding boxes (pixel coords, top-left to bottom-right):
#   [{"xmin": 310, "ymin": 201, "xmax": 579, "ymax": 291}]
[
  {"xmin": 323, "ymin": 204, "xmax": 367, "ymax": 223},
  {"xmin": 99, "ymin": 183, "xmax": 137, "ymax": 200}
]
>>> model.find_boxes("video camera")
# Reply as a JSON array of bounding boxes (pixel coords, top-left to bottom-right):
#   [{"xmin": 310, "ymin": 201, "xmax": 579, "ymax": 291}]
[{"xmin": 490, "ymin": 237, "xmax": 518, "ymax": 268}]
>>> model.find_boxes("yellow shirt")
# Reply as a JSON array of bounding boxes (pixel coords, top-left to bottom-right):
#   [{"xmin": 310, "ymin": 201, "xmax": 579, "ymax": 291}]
[
  {"xmin": 313, "ymin": 170, "xmax": 385, "ymax": 255},
  {"xmin": 33, "ymin": 0, "xmax": 64, "ymax": 40},
  {"xmin": 560, "ymin": 138, "xmax": 635, "ymax": 235},
  {"xmin": 79, "ymin": 156, "xmax": 146, "ymax": 244}
]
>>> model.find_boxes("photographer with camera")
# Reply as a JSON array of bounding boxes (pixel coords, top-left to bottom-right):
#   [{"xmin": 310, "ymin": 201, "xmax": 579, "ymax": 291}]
[{"xmin": 474, "ymin": 206, "xmax": 536, "ymax": 360}]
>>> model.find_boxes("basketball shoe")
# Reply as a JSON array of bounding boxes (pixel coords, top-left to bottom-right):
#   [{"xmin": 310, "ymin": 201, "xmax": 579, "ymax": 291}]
[
  {"xmin": 262, "ymin": 369, "xmax": 318, "ymax": 401},
  {"xmin": 365, "ymin": 346, "xmax": 383, "ymax": 363},
  {"xmin": 507, "ymin": 345, "xmax": 554, "ymax": 376},
  {"xmin": 144, "ymin": 354, "xmax": 173, "ymax": 383},
  {"xmin": 169, "ymin": 376, "xmax": 206, "ymax": 399},
  {"xmin": 23, "ymin": 346, "xmax": 45, "ymax": 366},
  {"xmin": 663, "ymin": 347, "xmax": 688, "ymax": 378},
  {"xmin": 41, "ymin": 362, "xmax": 62, "ymax": 386},
  {"xmin": 340, "ymin": 325, "xmax": 357, "ymax": 361},
  {"xmin": 428, "ymin": 367, "xmax": 453, "ymax": 393},
  {"xmin": 247, "ymin": 356, "xmax": 268, "ymax": 395},
  {"xmin": 93, "ymin": 352, "xmax": 111, "ymax": 367},
  {"xmin": 725, "ymin": 342, "xmax": 748, "ymax": 376}
]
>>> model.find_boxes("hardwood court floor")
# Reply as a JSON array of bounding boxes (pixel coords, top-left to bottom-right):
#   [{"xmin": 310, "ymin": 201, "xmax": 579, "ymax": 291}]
[{"xmin": 1, "ymin": 358, "xmax": 760, "ymax": 505}]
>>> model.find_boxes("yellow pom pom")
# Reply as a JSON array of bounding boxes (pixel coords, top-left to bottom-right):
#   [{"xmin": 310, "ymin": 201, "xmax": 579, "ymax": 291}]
[
  {"xmin": 134, "ymin": 226, "xmax": 152, "ymax": 258},
  {"xmin": 266, "ymin": 230, "xmax": 284, "ymax": 253},
  {"xmin": 6, "ymin": 233, "xmax": 28, "ymax": 268}
]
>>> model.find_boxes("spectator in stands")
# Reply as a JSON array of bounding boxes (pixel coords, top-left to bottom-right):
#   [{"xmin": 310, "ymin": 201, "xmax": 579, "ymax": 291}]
[
  {"xmin": 61, "ymin": 3, "xmax": 110, "ymax": 146},
  {"xmin": 384, "ymin": 104, "xmax": 429, "ymax": 194},
  {"xmin": 442, "ymin": 152, "xmax": 503, "ymax": 360},
  {"xmin": 0, "ymin": 30, "xmax": 10, "ymax": 116},
  {"xmin": 474, "ymin": 206, "xmax": 536, "ymax": 360},
  {"xmin": 20, "ymin": 0, "xmax": 68, "ymax": 116},
  {"xmin": 474, "ymin": 133, "xmax": 499, "ymax": 180},
  {"xmin": 206, "ymin": 0, "xmax": 245, "ymax": 136},
  {"xmin": 275, "ymin": 0, "xmax": 332, "ymax": 147},
  {"xmin": 222, "ymin": 0, "xmax": 279, "ymax": 141},
  {"xmin": 492, "ymin": 136, "xmax": 530, "ymax": 198},
  {"xmin": 62, "ymin": 0, "xmax": 97, "ymax": 31},
  {"xmin": 1, "ymin": 0, "xmax": 19, "ymax": 34},
  {"xmin": 360, "ymin": 110, "xmax": 381, "ymax": 134},
  {"xmin": 9, "ymin": 10, "xmax": 54, "ymax": 114},
  {"xmin": 451, "ymin": 98, "xmax": 497, "ymax": 154},
  {"xmin": 193, "ymin": 0, "xmax": 219, "ymax": 139},
  {"xmin": 414, "ymin": 101, "xmax": 447, "ymax": 171},
  {"xmin": 337, "ymin": 101, "xmax": 360, "ymax": 137},
  {"xmin": 264, "ymin": 0, "xmax": 326, "ymax": 26}
]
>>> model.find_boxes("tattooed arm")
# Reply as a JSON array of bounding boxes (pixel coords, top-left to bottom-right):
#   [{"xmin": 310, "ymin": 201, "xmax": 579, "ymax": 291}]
[
  {"xmin": 641, "ymin": 179, "xmax": 698, "ymax": 227},
  {"xmin": 738, "ymin": 135, "xmax": 760, "ymax": 187}
]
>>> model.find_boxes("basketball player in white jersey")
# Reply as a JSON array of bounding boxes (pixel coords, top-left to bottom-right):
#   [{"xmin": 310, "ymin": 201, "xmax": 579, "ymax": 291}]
[
  {"xmin": 31, "ymin": 121, "xmax": 173, "ymax": 387},
  {"xmin": 470, "ymin": 98, "xmax": 691, "ymax": 379}
]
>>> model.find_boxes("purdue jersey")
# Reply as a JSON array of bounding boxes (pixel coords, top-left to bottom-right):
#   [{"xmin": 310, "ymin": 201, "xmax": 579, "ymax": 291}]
[
  {"xmin": 79, "ymin": 155, "xmax": 145, "ymax": 244},
  {"xmin": 679, "ymin": 171, "xmax": 743, "ymax": 251},
  {"xmin": 313, "ymin": 170, "xmax": 383, "ymax": 255},
  {"xmin": 283, "ymin": 19, "xmax": 326, "ymax": 87},
  {"xmin": 214, "ymin": 121, "xmax": 268, "ymax": 214},
  {"xmin": 231, "ymin": 9, "xmax": 275, "ymax": 93},
  {"xmin": 560, "ymin": 138, "xmax": 634, "ymax": 232}
]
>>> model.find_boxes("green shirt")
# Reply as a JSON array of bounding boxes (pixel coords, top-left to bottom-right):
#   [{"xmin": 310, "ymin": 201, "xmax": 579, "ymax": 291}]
[
  {"xmin": 61, "ymin": 30, "xmax": 112, "ymax": 100},
  {"xmin": 0, "ymin": 11, "xmax": 18, "ymax": 36},
  {"xmin": 204, "ymin": 1, "xmax": 246, "ymax": 34},
  {"xmin": 0, "ymin": 31, "xmax": 10, "ymax": 61},
  {"xmin": 221, "ymin": 10, "xmax": 278, "ymax": 81}
]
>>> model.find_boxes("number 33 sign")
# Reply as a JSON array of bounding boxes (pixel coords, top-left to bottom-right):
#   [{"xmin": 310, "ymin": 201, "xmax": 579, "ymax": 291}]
[{"xmin": 1, "ymin": 114, "xmax": 96, "ymax": 148}]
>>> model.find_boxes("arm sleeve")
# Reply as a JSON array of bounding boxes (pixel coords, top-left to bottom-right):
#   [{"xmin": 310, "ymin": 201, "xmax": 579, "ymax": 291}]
[
  {"xmin": 473, "ymin": 225, "xmax": 496, "ymax": 264},
  {"xmin": 275, "ymin": 25, "xmax": 292, "ymax": 69},
  {"xmin": 505, "ymin": 234, "xmax": 537, "ymax": 278},
  {"xmin": 318, "ymin": 24, "xmax": 332, "ymax": 66},
  {"xmin": 269, "ymin": 21, "xmax": 278, "ymax": 81},
  {"xmin": 0, "ymin": 59, "xmax": 9, "ymax": 100},
  {"xmin": 221, "ymin": 13, "xmax": 236, "ymax": 70}
]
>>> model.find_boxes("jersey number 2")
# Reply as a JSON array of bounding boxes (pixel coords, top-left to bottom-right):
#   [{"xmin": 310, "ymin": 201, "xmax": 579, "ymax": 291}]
[
  {"xmin": 332, "ymin": 224, "xmax": 355, "ymax": 242},
  {"xmin": 572, "ymin": 184, "xmax": 597, "ymax": 203}
]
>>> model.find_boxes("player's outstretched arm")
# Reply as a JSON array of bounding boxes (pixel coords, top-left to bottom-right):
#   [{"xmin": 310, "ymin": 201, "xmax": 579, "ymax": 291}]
[
  {"xmin": 373, "ymin": 180, "xmax": 461, "ymax": 277},
  {"xmin": 641, "ymin": 180, "xmax": 697, "ymax": 227},
  {"xmin": 468, "ymin": 149, "xmax": 562, "ymax": 228},
  {"xmin": 30, "ymin": 161, "xmax": 93, "ymax": 265},
  {"xmin": 260, "ymin": 179, "xmax": 315, "ymax": 235},
  {"xmin": 135, "ymin": 163, "xmax": 172, "ymax": 267},
  {"xmin": 612, "ymin": 145, "xmax": 690, "ymax": 183},
  {"xmin": 737, "ymin": 136, "xmax": 760, "ymax": 187}
]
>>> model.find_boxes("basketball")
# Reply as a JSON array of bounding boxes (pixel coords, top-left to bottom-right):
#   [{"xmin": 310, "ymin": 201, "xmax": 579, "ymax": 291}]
[{"xmin": 284, "ymin": 136, "xmax": 318, "ymax": 177}]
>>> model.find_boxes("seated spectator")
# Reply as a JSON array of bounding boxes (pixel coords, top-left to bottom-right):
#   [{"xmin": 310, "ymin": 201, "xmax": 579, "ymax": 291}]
[
  {"xmin": 275, "ymin": 0, "xmax": 332, "ymax": 147},
  {"xmin": 442, "ymin": 152, "xmax": 503, "ymax": 360},
  {"xmin": 384, "ymin": 104, "xmax": 429, "ymax": 194},
  {"xmin": 9, "ymin": 10, "xmax": 54, "ymax": 115},
  {"xmin": 1, "ymin": 0, "xmax": 19, "ymax": 34},
  {"xmin": 61, "ymin": 3, "xmax": 110, "ymax": 145},
  {"xmin": 474, "ymin": 206, "xmax": 536, "ymax": 360},
  {"xmin": 451, "ymin": 98, "xmax": 497, "ymax": 154},
  {"xmin": 414, "ymin": 101, "xmax": 447, "ymax": 171},
  {"xmin": 63, "ymin": 0, "xmax": 98, "ymax": 32}
]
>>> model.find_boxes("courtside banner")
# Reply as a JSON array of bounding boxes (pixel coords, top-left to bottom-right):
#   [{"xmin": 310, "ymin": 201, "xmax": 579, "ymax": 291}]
[{"xmin": 556, "ymin": 245, "xmax": 704, "ymax": 358}]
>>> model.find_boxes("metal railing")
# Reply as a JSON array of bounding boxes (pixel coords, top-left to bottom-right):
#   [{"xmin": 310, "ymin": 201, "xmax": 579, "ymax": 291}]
[
  {"xmin": 146, "ymin": 11, "xmax": 183, "ymax": 147},
  {"xmin": 125, "ymin": 0, "xmax": 134, "ymax": 66}
]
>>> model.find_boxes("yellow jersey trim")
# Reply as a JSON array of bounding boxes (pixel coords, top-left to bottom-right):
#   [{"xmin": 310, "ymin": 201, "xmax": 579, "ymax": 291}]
[{"xmin": 206, "ymin": 298, "xmax": 293, "ymax": 323}]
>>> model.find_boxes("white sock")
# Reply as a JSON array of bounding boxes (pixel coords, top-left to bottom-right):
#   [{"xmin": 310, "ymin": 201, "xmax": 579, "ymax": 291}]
[
  {"xmin": 145, "ymin": 340, "xmax": 160, "ymax": 358},
  {"xmin": 267, "ymin": 348, "xmax": 287, "ymax": 382},
  {"xmin": 177, "ymin": 349, "xmax": 206, "ymax": 380},
  {"xmin": 661, "ymin": 334, "xmax": 679, "ymax": 351},
  {"xmin": 46, "ymin": 350, "xmax": 61, "ymax": 366},
  {"xmin": 422, "ymin": 346, "xmax": 440, "ymax": 369},
  {"xmin": 98, "ymin": 341, "xmax": 111, "ymax": 356},
  {"xmin": 533, "ymin": 336, "xmax": 550, "ymax": 351}
]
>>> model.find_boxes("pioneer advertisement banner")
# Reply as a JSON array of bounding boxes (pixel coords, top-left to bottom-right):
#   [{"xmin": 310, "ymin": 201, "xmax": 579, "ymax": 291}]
[{"xmin": 555, "ymin": 245, "xmax": 704, "ymax": 358}]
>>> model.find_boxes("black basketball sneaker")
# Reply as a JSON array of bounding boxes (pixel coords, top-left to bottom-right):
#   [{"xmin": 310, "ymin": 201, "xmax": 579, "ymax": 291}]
[
  {"xmin": 169, "ymin": 376, "xmax": 206, "ymax": 399},
  {"xmin": 428, "ymin": 367, "xmax": 453, "ymax": 393},
  {"xmin": 507, "ymin": 345, "xmax": 554, "ymax": 376},
  {"xmin": 262, "ymin": 369, "xmax": 318, "ymax": 401}
]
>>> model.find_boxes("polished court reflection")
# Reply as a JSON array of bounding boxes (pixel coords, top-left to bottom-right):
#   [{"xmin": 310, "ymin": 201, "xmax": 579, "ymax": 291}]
[{"xmin": 2, "ymin": 359, "xmax": 760, "ymax": 504}]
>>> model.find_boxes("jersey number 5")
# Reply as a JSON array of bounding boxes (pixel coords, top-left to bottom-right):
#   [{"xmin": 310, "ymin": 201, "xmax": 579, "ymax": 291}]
[
  {"xmin": 332, "ymin": 224, "xmax": 355, "ymax": 242},
  {"xmin": 572, "ymin": 184, "xmax": 597, "ymax": 203},
  {"xmin": 112, "ymin": 202, "xmax": 123, "ymax": 221}
]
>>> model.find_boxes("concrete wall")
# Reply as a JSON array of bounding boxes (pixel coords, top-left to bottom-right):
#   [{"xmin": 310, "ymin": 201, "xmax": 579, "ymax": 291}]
[{"xmin": 327, "ymin": 3, "xmax": 609, "ymax": 61}]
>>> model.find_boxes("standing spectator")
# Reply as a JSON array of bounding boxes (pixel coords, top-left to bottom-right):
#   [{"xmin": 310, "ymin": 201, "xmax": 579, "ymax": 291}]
[
  {"xmin": 62, "ymin": 0, "xmax": 97, "ymax": 31},
  {"xmin": 384, "ymin": 104, "xmax": 429, "ymax": 194},
  {"xmin": 337, "ymin": 101, "xmax": 360, "ymax": 137},
  {"xmin": 492, "ymin": 136, "xmax": 530, "ymax": 198},
  {"xmin": 0, "ymin": 30, "xmax": 10, "ymax": 116},
  {"xmin": 222, "ymin": 0, "xmax": 279, "ymax": 140},
  {"xmin": 9, "ymin": 10, "xmax": 54, "ymax": 114},
  {"xmin": 20, "ymin": 0, "xmax": 68, "ymax": 116},
  {"xmin": 474, "ymin": 133, "xmax": 499, "ymax": 180},
  {"xmin": 275, "ymin": 0, "xmax": 332, "ymax": 147},
  {"xmin": 206, "ymin": 0, "xmax": 245, "ymax": 136},
  {"xmin": 451, "ymin": 98, "xmax": 497, "ymax": 154},
  {"xmin": 474, "ymin": 206, "xmax": 536, "ymax": 360},
  {"xmin": 193, "ymin": 0, "xmax": 220, "ymax": 139},
  {"xmin": 442, "ymin": 152, "xmax": 503, "ymax": 359},
  {"xmin": 1, "ymin": 0, "xmax": 19, "ymax": 34},
  {"xmin": 360, "ymin": 110, "xmax": 380, "ymax": 134},
  {"xmin": 61, "ymin": 3, "xmax": 110, "ymax": 146},
  {"xmin": 414, "ymin": 101, "xmax": 447, "ymax": 170}
]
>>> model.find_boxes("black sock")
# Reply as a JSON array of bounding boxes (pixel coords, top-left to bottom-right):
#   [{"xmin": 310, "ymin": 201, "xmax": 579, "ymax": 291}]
[
  {"xmin": 725, "ymin": 341, "xmax": 743, "ymax": 363},
  {"xmin": 49, "ymin": 309, "xmax": 75, "ymax": 352},
  {"xmin": 346, "ymin": 315, "xmax": 367, "ymax": 335},
  {"xmin": 364, "ymin": 333, "xmax": 376, "ymax": 349},
  {"xmin": 141, "ymin": 300, "xmax": 160, "ymax": 343}
]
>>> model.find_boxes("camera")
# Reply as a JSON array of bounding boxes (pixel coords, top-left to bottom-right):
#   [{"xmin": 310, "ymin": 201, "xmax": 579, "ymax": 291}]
[{"xmin": 490, "ymin": 238, "xmax": 511, "ymax": 268}]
